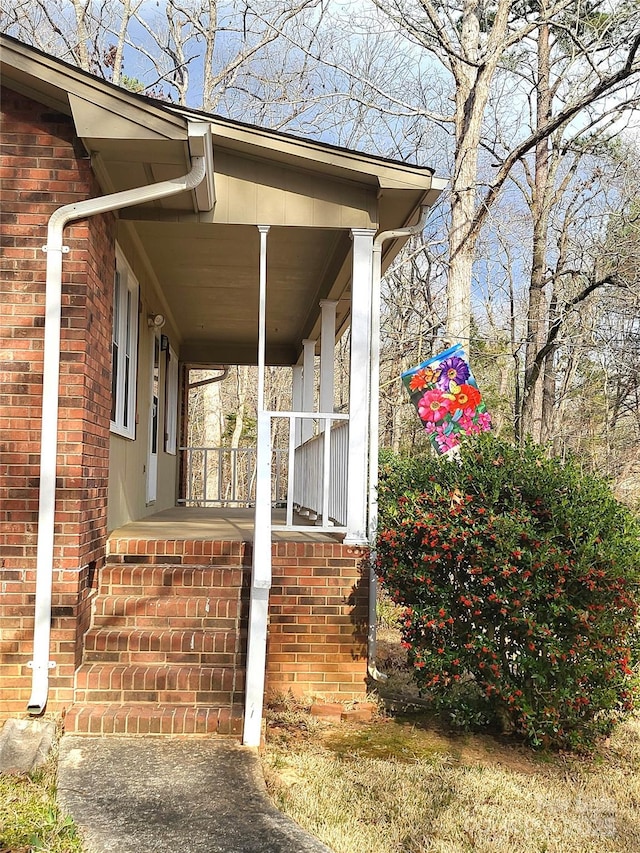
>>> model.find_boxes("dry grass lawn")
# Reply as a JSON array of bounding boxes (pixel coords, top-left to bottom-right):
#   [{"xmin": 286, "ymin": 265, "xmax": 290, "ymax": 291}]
[
  {"xmin": 263, "ymin": 710, "xmax": 640, "ymax": 853},
  {"xmin": 0, "ymin": 727, "xmax": 84, "ymax": 853},
  {"xmin": 263, "ymin": 628, "xmax": 640, "ymax": 853}
]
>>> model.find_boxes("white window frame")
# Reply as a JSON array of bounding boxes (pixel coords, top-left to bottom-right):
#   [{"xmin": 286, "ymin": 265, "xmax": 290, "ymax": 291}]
[
  {"xmin": 164, "ymin": 345, "xmax": 178, "ymax": 455},
  {"xmin": 110, "ymin": 247, "xmax": 139, "ymax": 439}
]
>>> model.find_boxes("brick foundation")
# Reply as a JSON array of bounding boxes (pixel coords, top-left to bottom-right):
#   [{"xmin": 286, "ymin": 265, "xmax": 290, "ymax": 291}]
[
  {"xmin": 0, "ymin": 87, "xmax": 115, "ymax": 719},
  {"xmin": 266, "ymin": 541, "xmax": 369, "ymax": 700},
  {"xmin": 62, "ymin": 535, "xmax": 368, "ymax": 734}
]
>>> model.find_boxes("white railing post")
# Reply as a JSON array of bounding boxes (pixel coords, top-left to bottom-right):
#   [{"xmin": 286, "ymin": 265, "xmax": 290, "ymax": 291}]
[
  {"xmin": 346, "ymin": 228, "xmax": 375, "ymax": 544},
  {"xmin": 301, "ymin": 339, "xmax": 316, "ymax": 444},
  {"xmin": 319, "ymin": 300, "xmax": 337, "ymax": 422}
]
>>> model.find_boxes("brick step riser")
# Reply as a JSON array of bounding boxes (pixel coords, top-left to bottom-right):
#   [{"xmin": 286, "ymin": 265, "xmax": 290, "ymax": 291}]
[
  {"xmin": 104, "ymin": 557, "xmax": 249, "ymax": 573},
  {"xmin": 76, "ymin": 689, "xmax": 242, "ymax": 705},
  {"xmin": 96, "ymin": 585, "xmax": 249, "ymax": 606},
  {"xmin": 64, "ymin": 704, "xmax": 244, "ymax": 736},
  {"xmin": 91, "ymin": 616, "xmax": 241, "ymax": 632},
  {"xmin": 92, "ymin": 596, "xmax": 244, "ymax": 618},
  {"xmin": 84, "ymin": 651, "xmax": 243, "ymax": 666},
  {"xmin": 99, "ymin": 566, "xmax": 248, "ymax": 588},
  {"xmin": 75, "ymin": 664, "xmax": 239, "ymax": 690},
  {"xmin": 84, "ymin": 628, "xmax": 242, "ymax": 654}
]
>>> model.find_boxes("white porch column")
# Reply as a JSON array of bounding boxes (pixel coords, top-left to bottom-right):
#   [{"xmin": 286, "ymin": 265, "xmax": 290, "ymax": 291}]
[
  {"xmin": 345, "ymin": 228, "xmax": 375, "ymax": 544},
  {"xmin": 291, "ymin": 364, "xmax": 303, "ymax": 447},
  {"xmin": 319, "ymin": 299, "xmax": 337, "ymax": 416},
  {"xmin": 256, "ymin": 226, "xmax": 269, "ymax": 413},
  {"xmin": 301, "ymin": 338, "xmax": 316, "ymax": 443}
]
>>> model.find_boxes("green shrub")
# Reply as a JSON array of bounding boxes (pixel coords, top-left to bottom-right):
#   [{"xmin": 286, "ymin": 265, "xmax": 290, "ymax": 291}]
[{"xmin": 375, "ymin": 434, "xmax": 640, "ymax": 750}]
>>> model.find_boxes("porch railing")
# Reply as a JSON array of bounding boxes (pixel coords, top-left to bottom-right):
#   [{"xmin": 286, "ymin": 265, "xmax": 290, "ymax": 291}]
[
  {"xmin": 263, "ymin": 412, "xmax": 349, "ymax": 532},
  {"xmin": 292, "ymin": 419, "xmax": 349, "ymax": 527},
  {"xmin": 179, "ymin": 446, "xmax": 287, "ymax": 507},
  {"xmin": 179, "ymin": 414, "xmax": 349, "ymax": 530}
]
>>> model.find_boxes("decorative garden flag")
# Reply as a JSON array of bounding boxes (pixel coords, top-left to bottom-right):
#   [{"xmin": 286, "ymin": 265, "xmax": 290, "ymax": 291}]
[{"xmin": 401, "ymin": 345, "xmax": 491, "ymax": 455}]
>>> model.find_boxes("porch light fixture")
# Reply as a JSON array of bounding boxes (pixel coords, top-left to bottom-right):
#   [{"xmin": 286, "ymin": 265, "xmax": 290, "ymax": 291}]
[{"xmin": 148, "ymin": 313, "xmax": 166, "ymax": 328}]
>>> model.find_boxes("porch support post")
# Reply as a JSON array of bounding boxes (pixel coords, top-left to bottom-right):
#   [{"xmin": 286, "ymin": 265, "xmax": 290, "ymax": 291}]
[
  {"xmin": 244, "ymin": 224, "xmax": 270, "ymax": 748},
  {"xmin": 256, "ymin": 226, "xmax": 269, "ymax": 413},
  {"xmin": 319, "ymin": 299, "xmax": 337, "ymax": 418},
  {"xmin": 292, "ymin": 364, "xmax": 303, "ymax": 447},
  {"xmin": 345, "ymin": 228, "xmax": 375, "ymax": 544},
  {"xmin": 301, "ymin": 338, "xmax": 316, "ymax": 443}
]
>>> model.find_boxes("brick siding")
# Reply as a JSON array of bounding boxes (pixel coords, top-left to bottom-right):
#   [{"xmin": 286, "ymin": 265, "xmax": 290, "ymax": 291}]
[{"xmin": 0, "ymin": 87, "xmax": 115, "ymax": 718}]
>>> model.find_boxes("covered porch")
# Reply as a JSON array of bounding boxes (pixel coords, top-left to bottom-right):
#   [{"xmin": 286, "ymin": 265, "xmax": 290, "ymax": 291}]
[
  {"xmin": 0, "ymin": 36, "xmax": 445, "ymax": 740},
  {"xmin": 107, "ymin": 506, "xmax": 342, "ymax": 544}
]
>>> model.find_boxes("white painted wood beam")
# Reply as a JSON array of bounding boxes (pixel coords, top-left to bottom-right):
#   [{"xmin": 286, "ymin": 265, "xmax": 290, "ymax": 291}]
[
  {"xmin": 244, "ymin": 225, "xmax": 270, "ymax": 748},
  {"xmin": 301, "ymin": 338, "xmax": 316, "ymax": 444},
  {"xmin": 345, "ymin": 228, "xmax": 375, "ymax": 544}
]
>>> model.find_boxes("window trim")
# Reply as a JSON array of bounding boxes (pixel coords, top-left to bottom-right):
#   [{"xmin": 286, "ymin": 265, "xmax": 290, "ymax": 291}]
[{"xmin": 110, "ymin": 247, "xmax": 139, "ymax": 440}]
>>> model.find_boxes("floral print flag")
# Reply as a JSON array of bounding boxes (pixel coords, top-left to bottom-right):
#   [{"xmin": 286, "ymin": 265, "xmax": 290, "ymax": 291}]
[{"xmin": 402, "ymin": 344, "xmax": 491, "ymax": 455}]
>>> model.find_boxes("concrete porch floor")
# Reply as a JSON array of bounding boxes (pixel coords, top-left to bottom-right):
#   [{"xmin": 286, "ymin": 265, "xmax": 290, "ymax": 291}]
[{"xmin": 107, "ymin": 506, "xmax": 342, "ymax": 544}]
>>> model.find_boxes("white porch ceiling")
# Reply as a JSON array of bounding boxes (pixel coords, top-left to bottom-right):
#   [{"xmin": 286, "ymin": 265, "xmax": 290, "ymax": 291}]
[{"xmin": 130, "ymin": 221, "xmax": 351, "ymax": 365}]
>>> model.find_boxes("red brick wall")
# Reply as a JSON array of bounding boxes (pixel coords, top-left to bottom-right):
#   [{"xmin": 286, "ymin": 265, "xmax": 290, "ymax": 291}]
[
  {"xmin": 266, "ymin": 542, "xmax": 369, "ymax": 700},
  {"xmin": 102, "ymin": 536, "xmax": 369, "ymax": 702},
  {"xmin": 0, "ymin": 87, "xmax": 115, "ymax": 718}
]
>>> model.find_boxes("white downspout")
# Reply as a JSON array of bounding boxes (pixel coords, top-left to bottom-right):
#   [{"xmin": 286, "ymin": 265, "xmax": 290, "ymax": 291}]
[
  {"xmin": 367, "ymin": 204, "xmax": 430, "ymax": 681},
  {"xmin": 27, "ymin": 151, "xmax": 208, "ymax": 715},
  {"xmin": 243, "ymin": 225, "xmax": 270, "ymax": 747}
]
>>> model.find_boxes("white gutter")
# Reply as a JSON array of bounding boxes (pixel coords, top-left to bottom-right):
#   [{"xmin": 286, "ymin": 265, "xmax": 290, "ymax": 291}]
[
  {"xmin": 28, "ymin": 135, "xmax": 210, "ymax": 715},
  {"xmin": 367, "ymin": 204, "xmax": 431, "ymax": 682}
]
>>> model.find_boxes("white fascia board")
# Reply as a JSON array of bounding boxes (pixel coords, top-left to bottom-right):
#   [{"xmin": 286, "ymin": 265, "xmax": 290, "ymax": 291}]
[{"xmin": 188, "ymin": 123, "xmax": 216, "ymax": 212}]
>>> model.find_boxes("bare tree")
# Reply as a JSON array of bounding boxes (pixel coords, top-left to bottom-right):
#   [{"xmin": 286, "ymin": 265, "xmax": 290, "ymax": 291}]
[
  {"xmin": 1, "ymin": 0, "xmax": 325, "ymax": 114},
  {"xmin": 290, "ymin": 0, "xmax": 640, "ymax": 349}
]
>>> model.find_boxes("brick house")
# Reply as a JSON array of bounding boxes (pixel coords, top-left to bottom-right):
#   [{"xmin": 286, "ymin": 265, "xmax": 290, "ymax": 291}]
[{"xmin": 0, "ymin": 34, "xmax": 444, "ymax": 744}]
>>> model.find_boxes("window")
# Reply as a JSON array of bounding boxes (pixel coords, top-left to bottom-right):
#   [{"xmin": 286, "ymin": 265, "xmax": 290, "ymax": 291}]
[
  {"xmin": 110, "ymin": 248, "xmax": 139, "ymax": 438},
  {"xmin": 164, "ymin": 345, "xmax": 178, "ymax": 455}
]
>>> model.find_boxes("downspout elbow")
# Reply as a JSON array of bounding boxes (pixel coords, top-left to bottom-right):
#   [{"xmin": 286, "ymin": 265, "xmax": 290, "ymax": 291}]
[
  {"xmin": 373, "ymin": 203, "xmax": 430, "ymax": 251},
  {"xmin": 27, "ymin": 663, "xmax": 54, "ymax": 716}
]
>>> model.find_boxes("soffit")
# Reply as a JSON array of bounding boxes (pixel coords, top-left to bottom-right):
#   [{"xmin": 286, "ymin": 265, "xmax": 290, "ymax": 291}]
[{"xmin": 129, "ymin": 220, "xmax": 352, "ymax": 365}]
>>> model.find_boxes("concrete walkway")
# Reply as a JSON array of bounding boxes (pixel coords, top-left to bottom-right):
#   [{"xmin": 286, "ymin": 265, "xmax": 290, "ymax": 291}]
[{"xmin": 58, "ymin": 736, "xmax": 333, "ymax": 853}]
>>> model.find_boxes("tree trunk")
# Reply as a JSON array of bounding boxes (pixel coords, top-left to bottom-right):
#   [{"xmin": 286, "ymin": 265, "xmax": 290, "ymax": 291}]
[
  {"xmin": 540, "ymin": 288, "xmax": 558, "ymax": 443},
  {"xmin": 230, "ymin": 366, "xmax": 250, "ymax": 450},
  {"xmin": 521, "ymin": 14, "xmax": 552, "ymax": 443}
]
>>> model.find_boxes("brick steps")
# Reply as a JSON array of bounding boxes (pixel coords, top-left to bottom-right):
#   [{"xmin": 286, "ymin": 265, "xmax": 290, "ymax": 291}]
[
  {"xmin": 98, "ymin": 565, "xmax": 246, "ymax": 592},
  {"xmin": 65, "ymin": 552, "xmax": 249, "ymax": 736},
  {"xmin": 74, "ymin": 662, "xmax": 243, "ymax": 703}
]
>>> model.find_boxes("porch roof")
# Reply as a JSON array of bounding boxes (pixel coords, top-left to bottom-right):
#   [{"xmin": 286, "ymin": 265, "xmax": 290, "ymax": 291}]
[{"xmin": 1, "ymin": 34, "xmax": 446, "ymax": 365}]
